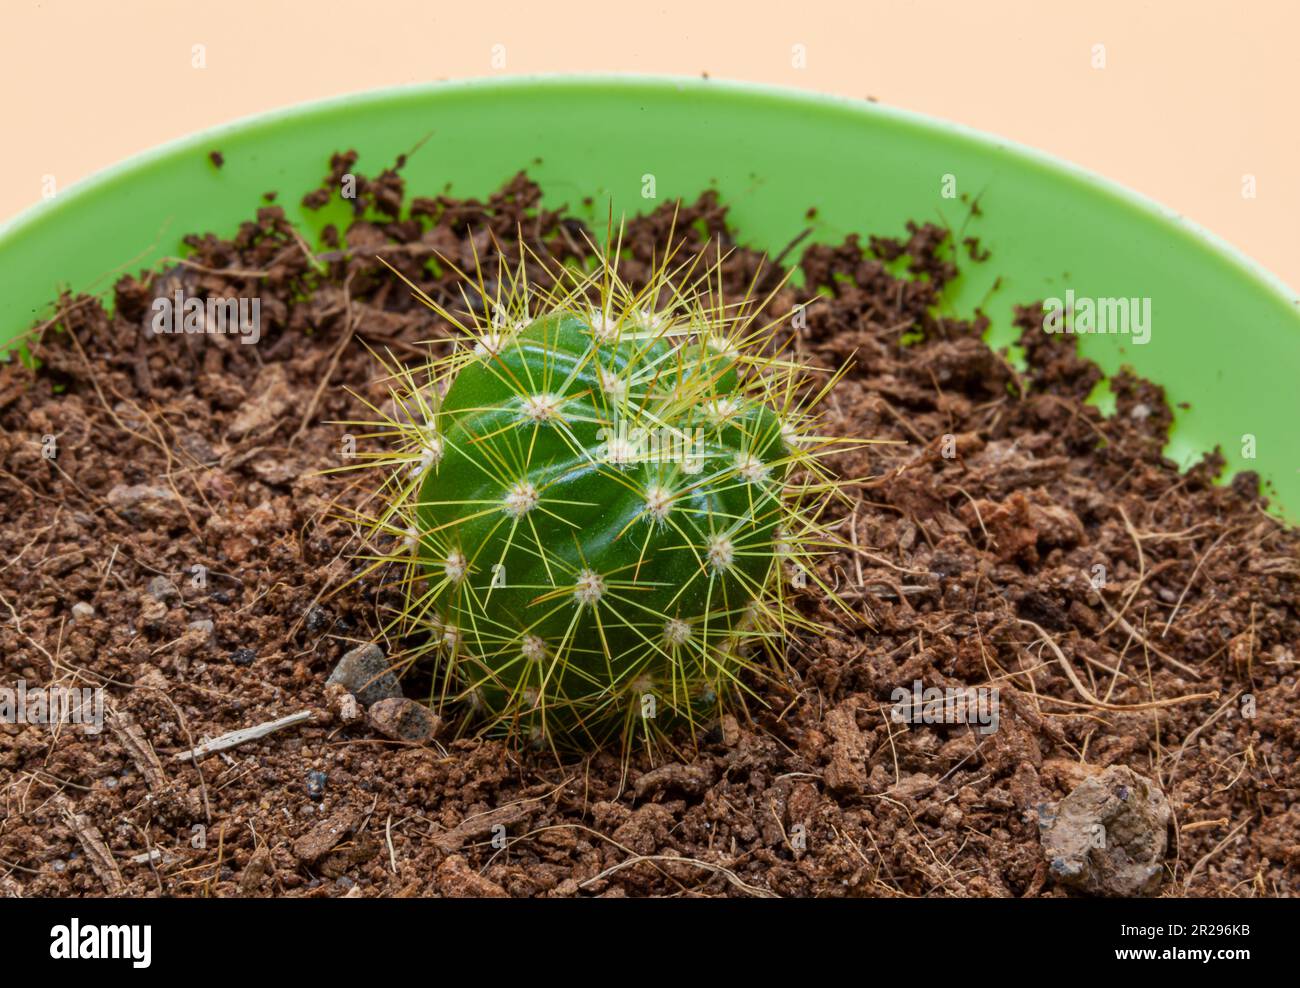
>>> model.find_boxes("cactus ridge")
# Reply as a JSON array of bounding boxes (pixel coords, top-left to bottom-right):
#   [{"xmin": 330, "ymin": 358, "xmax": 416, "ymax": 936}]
[{"xmin": 341, "ymin": 239, "xmax": 854, "ymax": 751}]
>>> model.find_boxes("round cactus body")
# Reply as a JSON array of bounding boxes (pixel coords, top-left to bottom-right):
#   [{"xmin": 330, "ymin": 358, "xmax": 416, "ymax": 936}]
[
  {"xmin": 358, "ymin": 253, "xmax": 844, "ymax": 751},
  {"xmin": 417, "ymin": 309, "xmax": 788, "ymax": 743}
]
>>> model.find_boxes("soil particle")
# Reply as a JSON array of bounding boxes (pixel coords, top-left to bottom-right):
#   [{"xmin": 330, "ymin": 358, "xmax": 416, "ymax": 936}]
[
  {"xmin": 888, "ymin": 773, "xmax": 938, "ymax": 801},
  {"xmin": 236, "ymin": 846, "xmax": 274, "ymax": 894},
  {"xmin": 634, "ymin": 762, "xmax": 714, "ymax": 800},
  {"xmin": 430, "ymin": 802, "xmax": 533, "ymax": 853},
  {"xmin": 823, "ymin": 699, "xmax": 871, "ymax": 795},
  {"xmin": 435, "ymin": 855, "xmax": 508, "ymax": 897},
  {"xmin": 611, "ymin": 804, "xmax": 677, "ymax": 857},
  {"xmin": 105, "ymin": 482, "xmax": 187, "ymax": 525},
  {"xmin": 325, "ymin": 682, "xmax": 363, "ymax": 724},
  {"xmin": 228, "ymin": 363, "xmax": 292, "ymax": 440},
  {"xmin": 292, "ymin": 809, "xmax": 360, "ymax": 865}
]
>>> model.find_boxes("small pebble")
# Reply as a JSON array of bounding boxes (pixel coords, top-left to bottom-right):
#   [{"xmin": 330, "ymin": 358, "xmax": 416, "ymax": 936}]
[
  {"xmin": 324, "ymin": 683, "xmax": 362, "ymax": 724},
  {"xmin": 146, "ymin": 575, "xmax": 181, "ymax": 604},
  {"xmin": 70, "ymin": 601, "xmax": 95, "ymax": 622},
  {"xmin": 1040, "ymin": 764, "xmax": 1170, "ymax": 896},
  {"xmin": 306, "ymin": 770, "xmax": 328, "ymax": 799},
  {"xmin": 327, "ymin": 643, "xmax": 401, "ymax": 706},
  {"xmin": 306, "ymin": 606, "xmax": 332, "ymax": 634},
  {"xmin": 367, "ymin": 697, "xmax": 442, "ymax": 742},
  {"xmin": 230, "ymin": 647, "xmax": 256, "ymax": 667}
]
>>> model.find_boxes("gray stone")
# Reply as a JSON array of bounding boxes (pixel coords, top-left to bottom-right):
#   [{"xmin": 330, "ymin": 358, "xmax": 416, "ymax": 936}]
[
  {"xmin": 147, "ymin": 575, "xmax": 181, "ymax": 604},
  {"xmin": 368, "ymin": 697, "xmax": 441, "ymax": 742},
  {"xmin": 70, "ymin": 602, "xmax": 95, "ymax": 623},
  {"xmin": 1039, "ymin": 764, "xmax": 1171, "ymax": 897},
  {"xmin": 326, "ymin": 643, "xmax": 401, "ymax": 706}
]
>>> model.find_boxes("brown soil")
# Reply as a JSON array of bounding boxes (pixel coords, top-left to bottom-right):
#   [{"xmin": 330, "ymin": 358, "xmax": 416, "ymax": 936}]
[{"xmin": 1, "ymin": 153, "xmax": 1297, "ymax": 898}]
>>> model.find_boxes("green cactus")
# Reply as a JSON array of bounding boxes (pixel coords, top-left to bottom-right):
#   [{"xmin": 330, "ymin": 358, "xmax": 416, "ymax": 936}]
[{"xmin": 348, "ymin": 245, "xmax": 849, "ymax": 751}]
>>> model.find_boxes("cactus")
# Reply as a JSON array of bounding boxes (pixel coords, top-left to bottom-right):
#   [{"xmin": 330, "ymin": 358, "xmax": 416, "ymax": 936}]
[{"xmin": 346, "ymin": 242, "xmax": 851, "ymax": 751}]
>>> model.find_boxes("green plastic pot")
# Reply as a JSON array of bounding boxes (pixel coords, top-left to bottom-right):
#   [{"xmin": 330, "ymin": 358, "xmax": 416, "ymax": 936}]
[{"xmin": 3, "ymin": 76, "xmax": 1297, "ymax": 517}]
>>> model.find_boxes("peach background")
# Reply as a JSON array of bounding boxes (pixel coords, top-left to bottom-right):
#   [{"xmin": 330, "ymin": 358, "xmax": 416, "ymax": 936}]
[{"xmin": 3, "ymin": 0, "xmax": 1295, "ymax": 288}]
